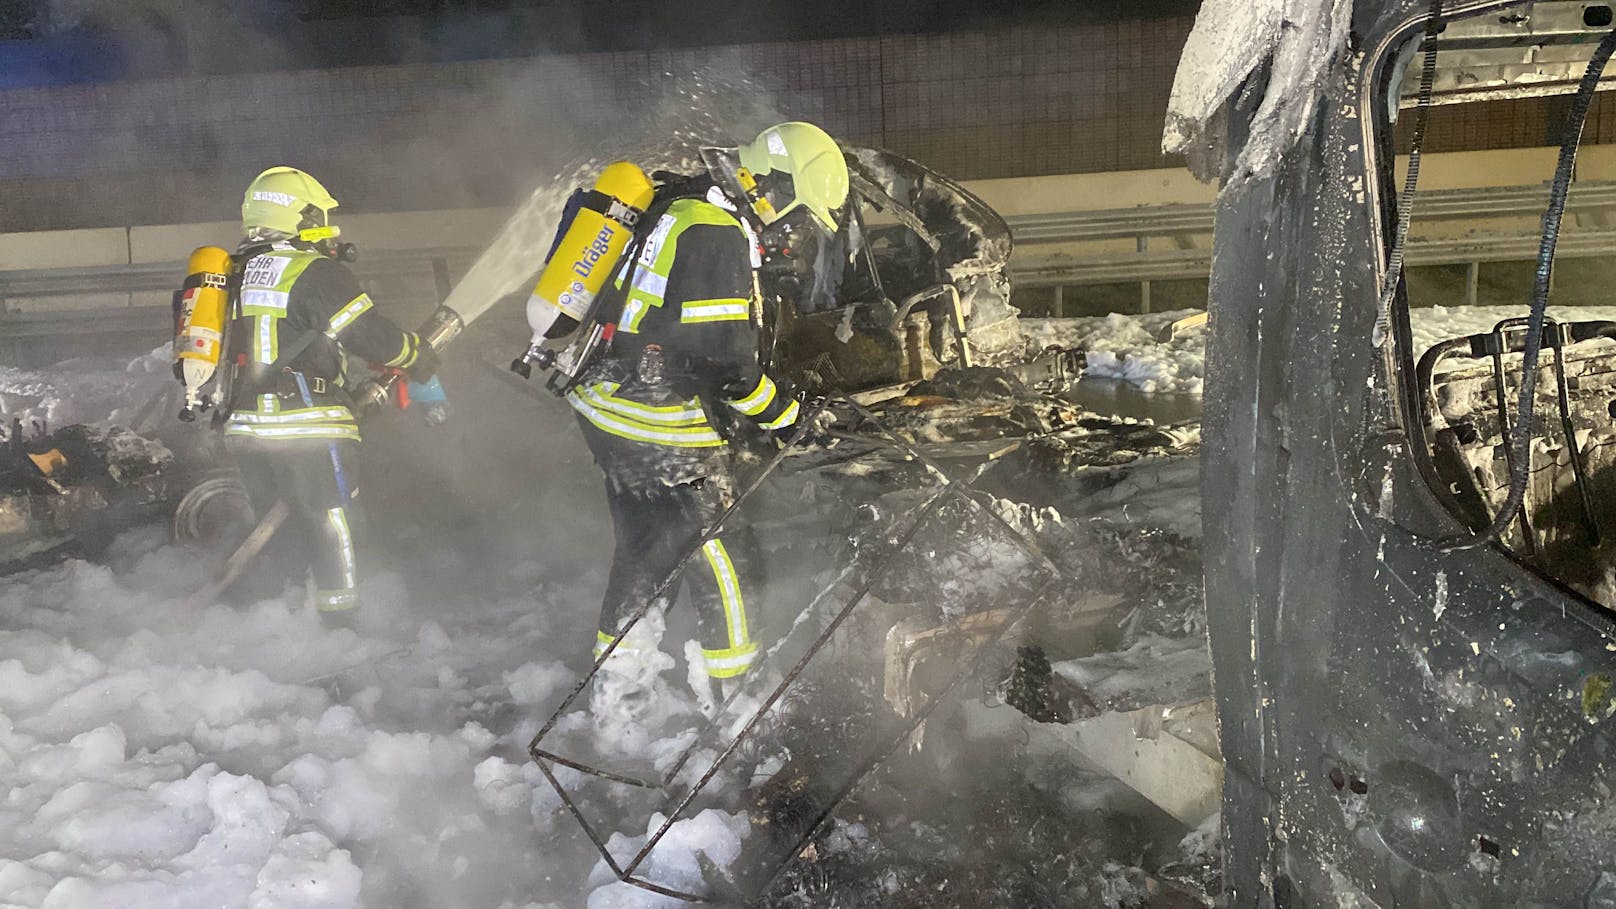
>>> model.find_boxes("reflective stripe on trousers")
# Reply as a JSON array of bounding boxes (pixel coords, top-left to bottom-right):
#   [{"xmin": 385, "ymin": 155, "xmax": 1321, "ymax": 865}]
[
  {"xmin": 592, "ymin": 466, "xmax": 762, "ymax": 680},
  {"xmin": 226, "ymin": 436, "xmax": 362, "ymax": 615}
]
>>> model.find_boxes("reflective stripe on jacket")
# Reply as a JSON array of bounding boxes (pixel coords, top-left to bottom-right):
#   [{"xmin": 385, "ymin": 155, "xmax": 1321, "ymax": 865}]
[
  {"xmin": 225, "ymin": 244, "xmax": 421, "ymax": 442},
  {"xmin": 565, "ymin": 197, "xmax": 797, "ymax": 449}
]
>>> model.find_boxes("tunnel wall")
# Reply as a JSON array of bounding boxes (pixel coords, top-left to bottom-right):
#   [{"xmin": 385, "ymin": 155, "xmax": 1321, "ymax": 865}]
[{"xmin": 0, "ymin": 18, "xmax": 1194, "ymax": 232}]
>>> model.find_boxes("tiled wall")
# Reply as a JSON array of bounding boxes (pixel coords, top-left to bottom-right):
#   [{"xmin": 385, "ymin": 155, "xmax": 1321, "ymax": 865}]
[
  {"xmin": 5, "ymin": 13, "xmax": 1608, "ymax": 235},
  {"xmin": 0, "ymin": 18, "xmax": 1199, "ymax": 232},
  {"xmin": 1396, "ymin": 92, "xmax": 1616, "ymax": 153}
]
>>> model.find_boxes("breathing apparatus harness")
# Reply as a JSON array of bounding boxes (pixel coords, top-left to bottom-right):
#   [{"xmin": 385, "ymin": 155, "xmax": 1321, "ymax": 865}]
[
  {"xmin": 210, "ymin": 232, "xmax": 364, "ymax": 427},
  {"xmin": 525, "ymin": 172, "xmax": 723, "ymax": 398}
]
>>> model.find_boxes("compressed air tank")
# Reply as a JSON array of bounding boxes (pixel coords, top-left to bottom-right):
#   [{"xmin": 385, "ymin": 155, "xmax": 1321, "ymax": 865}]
[
  {"xmin": 175, "ymin": 246, "xmax": 233, "ymax": 422},
  {"xmin": 525, "ymin": 161, "xmax": 656, "ymax": 343}
]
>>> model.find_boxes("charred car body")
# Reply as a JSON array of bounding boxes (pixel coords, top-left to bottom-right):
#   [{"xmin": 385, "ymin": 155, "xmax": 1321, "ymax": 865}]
[{"xmin": 1182, "ymin": 0, "xmax": 1616, "ymax": 904}]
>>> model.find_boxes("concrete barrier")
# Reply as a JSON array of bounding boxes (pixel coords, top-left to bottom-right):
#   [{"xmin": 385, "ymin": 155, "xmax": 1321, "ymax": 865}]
[
  {"xmin": 128, "ymin": 222, "xmax": 237, "ymax": 264},
  {"xmin": 0, "ymin": 227, "xmax": 128, "ymax": 271}
]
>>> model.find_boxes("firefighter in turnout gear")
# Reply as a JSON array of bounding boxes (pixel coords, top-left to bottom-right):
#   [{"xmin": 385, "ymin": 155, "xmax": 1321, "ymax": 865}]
[
  {"xmin": 564, "ymin": 122, "xmax": 849, "ymax": 698},
  {"xmin": 226, "ymin": 166, "xmax": 439, "ymax": 628}
]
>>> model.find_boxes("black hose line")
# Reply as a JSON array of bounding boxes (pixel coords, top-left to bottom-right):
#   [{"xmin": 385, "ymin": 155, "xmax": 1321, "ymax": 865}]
[
  {"xmin": 1374, "ymin": 0, "xmax": 1444, "ymax": 348},
  {"xmin": 1443, "ymin": 26, "xmax": 1616, "ymax": 551}
]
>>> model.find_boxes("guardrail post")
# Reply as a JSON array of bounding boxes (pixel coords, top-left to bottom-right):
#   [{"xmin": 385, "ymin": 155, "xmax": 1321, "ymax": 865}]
[
  {"xmin": 1466, "ymin": 261, "xmax": 1480, "ymax": 307},
  {"xmin": 431, "ymin": 257, "xmax": 452, "ymax": 301},
  {"xmin": 1137, "ymin": 235, "xmax": 1152, "ymax": 314},
  {"xmin": 1053, "ymin": 284, "xmax": 1065, "ymax": 318}
]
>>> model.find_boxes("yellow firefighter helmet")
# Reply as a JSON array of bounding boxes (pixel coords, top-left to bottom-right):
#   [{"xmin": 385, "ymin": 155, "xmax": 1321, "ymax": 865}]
[
  {"xmin": 736, "ymin": 122, "xmax": 851, "ymax": 233},
  {"xmin": 241, "ymin": 166, "xmax": 341, "ymax": 241}
]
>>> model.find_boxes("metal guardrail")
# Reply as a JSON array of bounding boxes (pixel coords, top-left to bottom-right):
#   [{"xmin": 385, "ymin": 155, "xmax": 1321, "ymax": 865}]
[
  {"xmin": 5, "ymin": 180, "xmax": 1616, "ymax": 341},
  {"xmin": 1005, "ymin": 203, "xmax": 1212, "ymax": 244},
  {"xmin": 1011, "ymin": 228, "xmax": 1616, "ymax": 289},
  {"xmin": 1006, "ymin": 181, "xmax": 1616, "ymax": 295},
  {"xmin": 0, "ymin": 247, "xmax": 482, "ymax": 329},
  {"xmin": 0, "ymin": 247, "xmax": 486, "ymax": 367},
  {"xmin": 1, "ymin": 304, "xmax": 172, "ymax": 339},
  {"xmin": 1001, "ymin": 181, "xmax": 1616, "ymax": 248}
]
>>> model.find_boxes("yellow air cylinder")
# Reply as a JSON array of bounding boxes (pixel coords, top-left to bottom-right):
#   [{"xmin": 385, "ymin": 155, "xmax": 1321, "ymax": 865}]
[
  {"xmin": 175, "ymin": 245, "xmax": 233, "ymax": 420},
  {"xmin": 525, "ymin": 161, "xmax": 655, "ymax": 343}
]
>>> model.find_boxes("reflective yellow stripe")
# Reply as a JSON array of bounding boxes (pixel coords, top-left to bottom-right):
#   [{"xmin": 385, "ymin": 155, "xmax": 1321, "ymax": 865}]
[
  {"xmin": 761, "ymin": 398, "xmax": 800, "ymax": 431},
  {"xmin": 328, "ymin": 507, "xmax": 356, "ymax": 590},
  {"xmin": 577, "ymin": 382, "xmax": 707, "ymax": 426},
  {"xmin": 680, "ymin": 299, "xmax": 750, "ymax": 324},
  {"xmin": 618, "ymin": 200, "xmax": 747, "ymax": 334},
  {"xmin": 727, "ymin": 376, "xmax": 776, "ymax": 417},
  {"xmin": 229, "ymin": 406, "xmax": 353, "ymax": 424},
  {"xmin": 325, "ymin": 293, "xmax": 374, "ymax": 338},
  {"xmin": 316, "ymin": 589, "xmax": 358, "ymax": 612},
  {"xmin": 254, "ymin": 314, "xmax": 278, "ymax": 365},
  {"xmin": 632, "ymin": 270, "xmax": 668, "ymax": 298},
  {"xmin": 619, "ymin": 297, "xmax": 653, "ymax": 334},
  {"xmin": 595, "ymin": 628, "xmax": 645, "ymax": 659},
  {"xmin": 567, "ymin": 394, "xmax": 725, "ymax": 447},
  {"xmin": 225, "ymin": 424, "xmax": 362, "ymax": 442},
  {"xmin": 385, "ymin": 332, "xmax": 419, "ymax": 368},
  {"xmin": 702, "ymin": 539, "xmax": 749, "ymax": 650},
  {"xmin": 701, "ymin": 643, "xmax": 758, "ymax": 678},
  {"xmin": 667, "ymin": 198, "xmax": 747, "ymax": 230},
  {"xmin": 240, "ymin": 290, "xmax": 289, "ymax": 317}
]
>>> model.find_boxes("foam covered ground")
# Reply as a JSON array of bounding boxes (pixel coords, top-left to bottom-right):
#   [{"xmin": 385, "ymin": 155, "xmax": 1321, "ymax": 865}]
[
  {"xmin": 1020, "ymin": 305, "xmax": 1616, "ymax": 398},
  {"xmin": 0, "ymin": 319, "xmax": 1224, "ymax": 906},
  {"xmin": 1023, "ymin": 310, "xmax": 1206, "ymax": 396},
  {"xmin": 0, "ymin": 349, "xmax": 780, "ymax": 908}
]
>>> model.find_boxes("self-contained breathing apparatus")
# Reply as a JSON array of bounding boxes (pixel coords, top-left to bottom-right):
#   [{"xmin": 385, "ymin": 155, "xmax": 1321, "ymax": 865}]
[
  {"xmin": 510, "ymin": 161, "xmax": 658, "ymax": 391},
  {"xmin": 172, "ymin": 227, "xmax": 463, "ymax": 425},
  {"xmin": 172, "ymin": 241, "xmax": 272, "ymax": 424},
  {"xmin": 172, "ymin": 189, "xmax": 364, "ymax": 425},
  {"xmin": 508, "ymin": 156, "xmax": 837, "ymax": 399}
]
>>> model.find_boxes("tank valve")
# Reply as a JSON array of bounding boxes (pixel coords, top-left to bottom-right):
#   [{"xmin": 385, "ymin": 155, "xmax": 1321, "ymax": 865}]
[{"xmin": 510, "ymin": 343, "xmax": 555, "ymax": 380}]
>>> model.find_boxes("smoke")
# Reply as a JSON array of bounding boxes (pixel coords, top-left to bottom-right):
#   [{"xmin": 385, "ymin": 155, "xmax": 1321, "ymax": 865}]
[
  {"xmin": 1, "ymin": 8, "xmax": 822, "ymax": 902},
  {"xmin": 1, "ymin": 7, "xmax": 1224, "ymax": 905},
  {"xmin": 443, "ymin": 63, "xmax": 792, "ymax": 323},
  {"xmin": 34, "ymin": 0, "xmax": 296, "ymax": 74}
]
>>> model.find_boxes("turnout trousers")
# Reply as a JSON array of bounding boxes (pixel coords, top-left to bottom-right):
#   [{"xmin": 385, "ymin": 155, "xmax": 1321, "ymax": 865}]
[
  {"xmin": 227, "ymin": 435, "xmax": 362, "ymax": 617},
  {"xmin": 578, "ymin": 417, "xmax": 763, "ymax": 679}
]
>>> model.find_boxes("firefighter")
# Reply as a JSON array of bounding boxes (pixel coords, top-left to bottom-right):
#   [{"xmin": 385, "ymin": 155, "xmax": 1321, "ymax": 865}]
[
  {"xmin": 568, "ymin": 122, "xmax": 848, "ymax": 707},
  {"xmin": 225, "ymin": 166, "xmax": 439, "ymax": 628}
]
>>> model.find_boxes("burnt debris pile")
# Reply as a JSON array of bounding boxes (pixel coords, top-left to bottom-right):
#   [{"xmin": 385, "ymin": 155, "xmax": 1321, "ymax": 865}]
[{"xmin": 520, "ymin": 364, "xmax": 1215, "ymax": 904}]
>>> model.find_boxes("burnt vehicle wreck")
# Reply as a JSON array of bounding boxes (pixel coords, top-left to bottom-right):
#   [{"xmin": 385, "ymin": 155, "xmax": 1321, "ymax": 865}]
[
  {"xmin": 0, "ymin": 421, "xmax": 176, "ymax": 572},
  {"xmin": 1180, "ymin": 0, "xmax": 1616, "ymax": 904},
  {"xmin": 4, "ymin": 137, "xmax": 1213, "ymax": 903},
  {"xmin": 501, "ymin": 145, "xmax": 1218, "ymax": 903},
  {"xmin": 0, "ymin": 390, "xmax": 245, "ymax": 575}
]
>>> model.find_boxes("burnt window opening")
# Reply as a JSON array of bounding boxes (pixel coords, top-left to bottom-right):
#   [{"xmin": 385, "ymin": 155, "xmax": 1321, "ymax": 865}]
[{"xmin": 1374, "ymin": 0, "xmax": 1616, "ymax": 612}]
